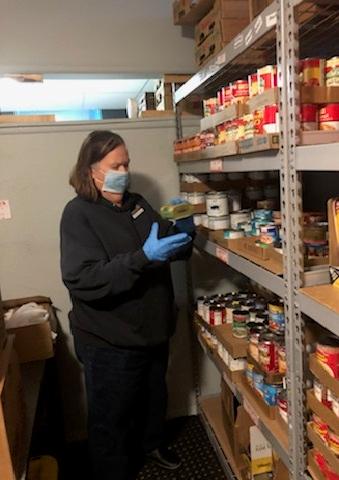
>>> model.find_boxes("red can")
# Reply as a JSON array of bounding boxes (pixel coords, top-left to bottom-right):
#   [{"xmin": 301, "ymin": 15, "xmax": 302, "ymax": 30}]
[
  {"xmin": 302, "ymin": 58, "xmax": 325, "ymax": 86},
  {"xmin": 253, "ymin": 109, "xmax": 264, "ymax": 135},
  {"xmin": 301, "ymin": 104, "xmax": 318, "ymax": 131},
  {"xmin": 209, "ymin": 303, "xmax": 226, "ymax": 326},
  {"xmin": 259, "ymin": 332, "xmax": 278, "ymax": 373},
  {"xmin": 249, "ymin": 73, "xmax": 258, "ymax": 97},
  {"xmin": 320, "ymin": 104, "xmax": 339, "ymax": 131},
  {"xmin": 232, "ymin": 80, "xmax": 249, "ymax": 102},
  {"xmin": 263, "ymin": 105, "xmax": 279, "ymax": 133},
  {"xmin": 258, "ymin": 65, "xmax": 277, "ymax": 94}
]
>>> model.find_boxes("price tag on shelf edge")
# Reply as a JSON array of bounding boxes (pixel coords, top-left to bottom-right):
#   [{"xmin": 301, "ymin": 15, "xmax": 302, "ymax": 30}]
[
  {"xmin": 244, "ymin": 398, "xmax": 259, "ymax": 426},
  {"xmin": 209, "ymin": 159, "xmax": 223, "ymax": 172},
  {"xmin": 216, "ymin": 246, "xmax": 229, "ymax": 264}
]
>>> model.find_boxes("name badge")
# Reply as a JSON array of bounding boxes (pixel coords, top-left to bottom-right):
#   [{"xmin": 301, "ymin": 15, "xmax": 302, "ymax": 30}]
[{"xmin": 132, "ymin": 205, "xmax": 145, "ymax": 219}]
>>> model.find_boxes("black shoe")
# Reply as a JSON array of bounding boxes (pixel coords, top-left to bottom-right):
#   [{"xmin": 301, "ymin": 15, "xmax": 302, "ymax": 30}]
[{"xmin": 146, "ymin": 447, "xmax": 181, "ymax": 470}]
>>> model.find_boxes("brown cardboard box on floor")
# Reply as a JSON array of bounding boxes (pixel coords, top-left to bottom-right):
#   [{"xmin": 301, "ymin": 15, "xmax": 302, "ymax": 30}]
[{"xmin": 3, "ymin": 297, "xmax": 54, "ymax": 363}]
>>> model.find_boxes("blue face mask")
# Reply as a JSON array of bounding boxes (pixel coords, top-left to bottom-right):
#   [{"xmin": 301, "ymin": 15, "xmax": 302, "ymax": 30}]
[{"xmin": 102, "ymin": 170, "xmax": 130, "ymax": 194}]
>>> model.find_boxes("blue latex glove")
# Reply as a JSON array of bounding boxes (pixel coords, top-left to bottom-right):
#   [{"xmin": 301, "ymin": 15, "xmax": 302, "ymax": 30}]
[
  {"xmin": 168, "ymin": 197, "xmax": 195, "ymax": 235},
  {"xmin": 143, "ymin": 223, "xmax": 191, "ymax": 262}
]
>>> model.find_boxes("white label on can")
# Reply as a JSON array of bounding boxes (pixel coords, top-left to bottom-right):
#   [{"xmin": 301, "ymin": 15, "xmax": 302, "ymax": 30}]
[
  {"xmin": 207, "ymin": 196, "xmax": 229, "ymax": 217},
  {"xmin": 213, "ymin": 310, "xmax": 223, "ymax": 326},
  {"xmin": 197, "ymin": 304, "xmax": 204, "ymax": 317}
]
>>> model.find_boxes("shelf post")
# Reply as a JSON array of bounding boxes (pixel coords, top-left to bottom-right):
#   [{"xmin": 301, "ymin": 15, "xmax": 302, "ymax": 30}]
[{"xmin": 278, "ymin": 0, "xmax": 306, "ymax": 478}]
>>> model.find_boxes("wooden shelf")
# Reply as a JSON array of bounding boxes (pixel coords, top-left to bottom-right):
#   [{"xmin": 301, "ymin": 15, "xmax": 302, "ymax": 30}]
[{"xmin": 200, "ymin": 395, "xmax": 245, "ymax": 480}]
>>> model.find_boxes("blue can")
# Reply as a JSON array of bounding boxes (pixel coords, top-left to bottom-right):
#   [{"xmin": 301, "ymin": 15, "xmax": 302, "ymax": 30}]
[{"xmin": 263, "ymin": 383, "xmax": 283, "ymax": 406}]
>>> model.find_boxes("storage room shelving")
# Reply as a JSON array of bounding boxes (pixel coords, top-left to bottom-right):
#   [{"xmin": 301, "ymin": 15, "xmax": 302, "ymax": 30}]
[{"xmin": 173, "ymin": 1, "xmax": 339, "ymax": 479}]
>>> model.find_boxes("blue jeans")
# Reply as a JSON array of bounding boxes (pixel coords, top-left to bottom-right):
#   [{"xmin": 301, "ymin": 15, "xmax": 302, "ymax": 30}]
[{"xmin": 75, "ymin": 339, "xmax": 169, "ymax": 480}]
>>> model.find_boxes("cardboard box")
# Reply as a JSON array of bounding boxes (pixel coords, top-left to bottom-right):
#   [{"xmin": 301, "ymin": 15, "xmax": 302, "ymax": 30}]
[
  {"xmin": 195, "ymin": 4, "xmax": 248, "ymax": 46},
  {"xmin": 301, "ymin": 86, "xmax": 339, "ymax": 104},
  {"xmin": 200, "ymin": 103, "xmax": 249, "ymax": 131},
  {"xmin": 307, "ymin": 422, "xmax": 339, "ymax": 474},
  {"xmin": 214, "ymin": 323, "xmax": 248, "ymax": 359},
  {"xmin": 238, "ymin": 134, "xmax": 280, "ymax": 154},
  {"xmin": 3, "ymin": 297, "xmax": 54, "ymax": 363},
  {"xmin": 250, "ymin": 426, "xmax": 273, "ymax": 476},
  {"xmin": 249, "ymin": 0, "xmax": 272, "ymax": 21},
  {"xmin": 307, "ymin": 389, "xmax": 339, "ymax": 436},
  {"xmin": 138, "ymin": 92, "xmax": 155, "ymax": 112},
  {"xmin": 173, "ymin": 0, "xmax": 192, "ymax": 24},
  {"xmin": 247, "ymin": 88, "xmax": 278, "ymax": 113},
  {"xmin": 299, "ymin": 130, "xmax": 339, "ymax": 146},
  {"xmin": 7, "ymin": 321, "xmax": 54, "ymax": 363},
  {"xmin": 0, "ymin": 114, "xmax": 55, "ymax": 124},
  {"xmin": 309, "ymin": 353, "xmax": 339, "ymax": 398}
]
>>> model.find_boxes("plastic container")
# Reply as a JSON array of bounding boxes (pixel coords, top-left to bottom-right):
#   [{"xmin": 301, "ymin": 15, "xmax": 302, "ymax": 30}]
[
  {"xmin": 206, "ymin": 192, "xmax": 229, "ymax": 217},
  {"xmin": 208, "ymin": 215, "xmax": 230, "ymax": 230}
]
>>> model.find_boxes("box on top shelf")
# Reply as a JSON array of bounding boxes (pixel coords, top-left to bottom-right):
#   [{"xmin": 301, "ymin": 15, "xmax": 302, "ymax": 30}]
[
  {"xmin": 155, "ymin": 75, "xmax": 202, "ymax": 115},
  {"xmin": 249, "ymin": 0, "xmax": 273, "ymax": 21},
  {"xmin": 173, "ymin": 0, "xmax": 192, "ymax": 24},
  {"xmin": 137, "ymin": 92, "xmax": 155, "ymax": 112},
  {"xmin": 195, "ymin": 1, "xmax": 249, "ymax": 67}
]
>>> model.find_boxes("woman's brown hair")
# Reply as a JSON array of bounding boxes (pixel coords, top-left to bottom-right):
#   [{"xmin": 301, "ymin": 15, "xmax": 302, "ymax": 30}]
[{"xmin": 70, "ymin": 130, "xmax": 125, "ymax": 201}]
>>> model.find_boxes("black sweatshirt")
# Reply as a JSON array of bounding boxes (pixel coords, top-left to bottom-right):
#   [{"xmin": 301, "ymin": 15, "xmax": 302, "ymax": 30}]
[{"xmin": 60, "ymin": 192, "xmax": 192, "ymax": 347}]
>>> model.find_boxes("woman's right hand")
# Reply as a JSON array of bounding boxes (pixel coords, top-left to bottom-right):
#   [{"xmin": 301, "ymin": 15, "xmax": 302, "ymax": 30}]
[{"xmin": 142, "ymin": 223, "xmax": 191, "ymax": 262}]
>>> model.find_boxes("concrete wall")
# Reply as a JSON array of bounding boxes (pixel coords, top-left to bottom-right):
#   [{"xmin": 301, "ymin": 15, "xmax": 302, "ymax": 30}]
[
  {"xmin": 0, "ymin": 0, "xmax": 195, "ymax": 75},
  {"xmin": 0, "ymin": 117, "xmax": 199, "ymax": 440}
]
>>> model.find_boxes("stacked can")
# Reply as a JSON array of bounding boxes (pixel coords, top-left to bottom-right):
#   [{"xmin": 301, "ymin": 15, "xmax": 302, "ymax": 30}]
[{"xmin": 206, "ymin": 191, "xmax": 230, "ymax": 231}]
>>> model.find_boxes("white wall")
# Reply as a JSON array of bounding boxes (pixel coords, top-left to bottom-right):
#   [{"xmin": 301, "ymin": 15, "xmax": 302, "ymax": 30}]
[
  {"xmin": 0, "ymin": 117, "xmax": 199, "ymax": 441},
  {"xmin": 0, "ymin": 0, "xmax": 195, "ymax": 75}
]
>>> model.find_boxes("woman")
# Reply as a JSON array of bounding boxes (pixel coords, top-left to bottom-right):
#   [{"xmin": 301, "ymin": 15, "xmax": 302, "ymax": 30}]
[{"xmin": 60, "ymin": 130, "xmax": 193, "ymax": 480}]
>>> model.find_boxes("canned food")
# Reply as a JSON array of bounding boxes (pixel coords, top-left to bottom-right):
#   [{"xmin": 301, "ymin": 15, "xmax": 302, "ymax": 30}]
[
  {"xmin": 257, "ymin": 199, "xmax": 277, "ymax": 210},
  {"xmin": 232, "ymin": 310, "xmax": 250, "ymax": 323},
  {"xmin": 319, "ymin": 104, "xmax": 339, "ymax": 131},
  {"xmin": 209, "ymin": 173, "xmax": 228, "ymax": 182},
  {"xmin": 328, "ymin": 431, "xmax": 339, "ymax": 456},
  {"xmin": 197, "ymin": 296, "xmax": 208, "ymax": 317},
  {"xmin": 232, "ymin": 80, "xmax": 249, "ymax": 104},
  {"xmin": 227, "ymin": 190, "xmax": 242, "ymax": 212},
  {"xmin": 260, "ymin": 223, "xmax": 279, "ymax": 245},
  {"xmin": 230, "ymin": 210, "xmax": 251, "ymax": 229},
  {"xmin": 223, "ymin": 229, "xmax": 245, "ymax": 239},
  {"xmin": 259, "ymin": 332, "xmax": 278, "ymax": 373},
  {"xmin": 314, "ymin": 378, "xmax": 332, "ymax": 408},
  {"xmin": 278, "ymin": 390, "xmax": 288, "ymax": 423},
  {"xmin": 312, "ymin": 413, "xmax": 329, "ymax": 442},
  {"xmin": 258, "ymin": 65, "xmax": 278, "ymax": 94},
  {"xmin": 208, "ymin": 215, "xmax": 230, "ymax": 231},
  {"xmin": 203, "ymin": 300, "xmax": 211, "ymax": 323},
  {"xmin": 206, "ymin": 192, "xmax": 229, "ymax": 217},
  {"xmin": 248, "ymin": 73, "xmax": 258, "ymax": 97},
  {"xmin": 316, "ymin": 334, "xmax": 339, "ymax": 378},
  {"xmin": 326, "ymin": 56, "xmax": 339, "ymax": 86},
  {"xmin": 268, "ymin": 302, "xmax": 285, "ymax": 333},
  {"xmin": 203, "ymin": 97, "xmax": 218, "ymax": 116},
  {"xmin": 209, "ymin": 304, "xmax": 226, "ymax": 326},
  {"xmin": 263, "ymin": 104, "xmax": 279, "ymax": 133},
  {"xmin": 228, "ymin": 172, "xmax": 245, "ymax": 181},
  {"xmin": 243, "ymin": 113, "xmax": 254, "ymax": 139},
  {"xmin": 264, "ymin": 383, "xmax": 283, "ymax": 406},
  {"xmin": 193, "ymin": 214, "xmax": 202, "ymax": 227},
  {"xmin": 253, "ymin": 370, "xmax": 264, "ymax": 397},
  {"xmin": 188, "ymin": 192, "xmax": 206, "ymax": 205},
  {"xmin": 249, "ymin": 326, "xmax": 265, "ymax": 361},
  {"xmin": 246, "ymin": 362, "xmax": 255, "ymax": 386},
  {"xmin": 253, "ymin": 109, "xmax": 264, "ymax": 135},
  {"xmin": 278, "ymin": 344, "xmax": 287, "ymax": 375},
  {"xmin": 232, "ymin": 322, "xmax": 248, "ymax": 339},
  {"xmin": 301, "ymin": 104, "xmax": 318, "ymax": 131},
  {"xmin": 304, "ymin": 240, "xmax": 329, "ymax": 258},
  {"xmin": 302, "ymin": 58, "xmax": 325, "ymax": 86}
]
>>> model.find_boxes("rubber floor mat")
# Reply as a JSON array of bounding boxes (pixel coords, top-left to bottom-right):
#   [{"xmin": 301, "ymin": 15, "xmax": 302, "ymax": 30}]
[{"xmin": 137, "ymin": 416, "xmax": 225, "ymax": 480}]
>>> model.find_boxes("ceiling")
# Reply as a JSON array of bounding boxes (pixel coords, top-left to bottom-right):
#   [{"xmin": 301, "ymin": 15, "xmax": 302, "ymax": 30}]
[{"xmin": 0, "ymin": 77, "xmax": 157, "ymax": 112}]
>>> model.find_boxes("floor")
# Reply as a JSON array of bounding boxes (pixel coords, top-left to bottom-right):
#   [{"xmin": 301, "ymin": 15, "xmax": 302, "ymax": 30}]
[{"xmin": 59, "ymin": 416, "xmax": 226, "ymax": 480}]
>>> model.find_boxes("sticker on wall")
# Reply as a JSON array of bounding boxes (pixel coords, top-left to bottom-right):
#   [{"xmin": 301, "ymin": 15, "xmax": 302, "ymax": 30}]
[{"xmin": 0, "ymin": 200, "xmax": 12, "ymax": 220}]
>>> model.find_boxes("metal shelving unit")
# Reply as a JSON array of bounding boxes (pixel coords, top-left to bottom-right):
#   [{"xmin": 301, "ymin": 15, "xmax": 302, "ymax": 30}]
[
  {"xmin": 195, "ymin": 233, "xmax": 285, "ymax": 296},
  {"xmin": 173, "ymin": 0, "xmax": 339, "ymax": 478}
]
